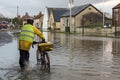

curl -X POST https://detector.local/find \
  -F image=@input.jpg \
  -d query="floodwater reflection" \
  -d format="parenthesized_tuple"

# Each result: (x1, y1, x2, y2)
(0, 32, 120, 80)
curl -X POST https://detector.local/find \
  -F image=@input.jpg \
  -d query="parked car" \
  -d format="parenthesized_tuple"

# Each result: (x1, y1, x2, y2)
(0, 21, 8, 29)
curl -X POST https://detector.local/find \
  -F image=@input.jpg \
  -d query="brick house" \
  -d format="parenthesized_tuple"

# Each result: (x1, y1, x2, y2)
(20, 12, 44, 29)
(112, 3, 120, 33)
(21, 12, 31, 25)
(112, 3, 120, 27)
(34, 12, 44, 29)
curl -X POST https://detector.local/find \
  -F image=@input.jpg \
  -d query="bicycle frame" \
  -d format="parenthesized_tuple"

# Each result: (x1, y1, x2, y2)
(32, 41, 52, 72)
(36, 47, 50, 72)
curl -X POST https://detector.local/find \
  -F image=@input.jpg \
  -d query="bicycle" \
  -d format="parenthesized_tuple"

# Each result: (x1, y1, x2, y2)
(32, 41, 53, 72)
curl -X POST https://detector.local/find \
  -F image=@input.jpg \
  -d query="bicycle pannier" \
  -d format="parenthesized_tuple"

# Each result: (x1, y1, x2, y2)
(38, 42, 53, 51)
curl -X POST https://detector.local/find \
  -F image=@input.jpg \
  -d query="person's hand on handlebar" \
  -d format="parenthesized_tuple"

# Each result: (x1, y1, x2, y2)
(32, 41, 38, 44)
(41, 39, 46, 43)
(32, 41, 37, 48)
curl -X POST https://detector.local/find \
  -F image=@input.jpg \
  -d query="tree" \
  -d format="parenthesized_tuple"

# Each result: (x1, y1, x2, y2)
(83, 12, 103, 26)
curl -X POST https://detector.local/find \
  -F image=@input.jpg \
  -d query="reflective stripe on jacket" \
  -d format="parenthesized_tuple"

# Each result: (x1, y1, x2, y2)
(19, 24, 34, 43)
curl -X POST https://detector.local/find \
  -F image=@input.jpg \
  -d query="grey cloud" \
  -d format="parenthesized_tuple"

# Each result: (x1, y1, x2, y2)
(0, 0, 115, 17)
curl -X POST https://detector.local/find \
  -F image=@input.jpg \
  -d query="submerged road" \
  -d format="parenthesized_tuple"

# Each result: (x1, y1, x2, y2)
(0, 32, 120, 80)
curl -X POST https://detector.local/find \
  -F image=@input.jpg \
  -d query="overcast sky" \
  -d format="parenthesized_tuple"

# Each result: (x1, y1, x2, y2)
(0, 0, 120, 18)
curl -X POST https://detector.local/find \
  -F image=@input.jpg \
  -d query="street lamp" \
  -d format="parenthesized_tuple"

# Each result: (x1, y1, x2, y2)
(103, 0, 104, 27)
(102, 0, 107, 36)
(68, 0, 73, 32)
(102, 0, 106, 36)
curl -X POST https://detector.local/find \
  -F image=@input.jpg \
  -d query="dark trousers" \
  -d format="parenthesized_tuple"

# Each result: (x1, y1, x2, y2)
(19, 50, 29, 69)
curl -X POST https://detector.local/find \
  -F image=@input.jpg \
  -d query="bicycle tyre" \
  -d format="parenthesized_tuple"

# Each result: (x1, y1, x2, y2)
(36, 49, 50, 72)
(36, 49, 42, 65)
(36, 49, 45, 69)
(44, 52, 50, 72)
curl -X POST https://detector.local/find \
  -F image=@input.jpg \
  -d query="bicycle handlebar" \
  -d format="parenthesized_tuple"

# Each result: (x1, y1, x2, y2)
(32, 41, 41, 44)
(32, 41, 40, 48)
(32, 41, 53, 51)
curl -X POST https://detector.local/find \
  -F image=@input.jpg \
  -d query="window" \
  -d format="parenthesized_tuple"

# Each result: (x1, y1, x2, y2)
(89, 8, 91, 10)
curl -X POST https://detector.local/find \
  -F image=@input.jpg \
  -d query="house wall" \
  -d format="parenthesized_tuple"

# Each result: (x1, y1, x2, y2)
(23, 21, 27, 25)
(48, 9, 55, 30)
(76, 27, 115, 34)
(34, 16, 43, 29)
(61, 17, 75, 32)
(55, 22, 61, 30)
(61, 17, 66, 31)
(48, 9, 61, 30)
(61, 17, 70, 32)
(112, 8, 120, 27)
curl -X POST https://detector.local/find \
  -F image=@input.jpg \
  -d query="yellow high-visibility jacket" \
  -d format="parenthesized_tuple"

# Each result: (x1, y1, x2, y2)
(19, 24, 45, 51)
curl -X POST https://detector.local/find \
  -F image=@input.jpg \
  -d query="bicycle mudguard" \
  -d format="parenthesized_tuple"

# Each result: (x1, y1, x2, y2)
(38, 42, 53, 51)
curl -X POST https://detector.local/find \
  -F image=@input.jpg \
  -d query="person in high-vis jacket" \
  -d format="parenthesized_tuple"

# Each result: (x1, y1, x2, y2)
(19, 18, 45, 70)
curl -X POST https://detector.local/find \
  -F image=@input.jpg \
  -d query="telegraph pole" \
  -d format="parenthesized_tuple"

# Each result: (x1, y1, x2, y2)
(17, 6, 19, 17)
(16, 5, 19, 29)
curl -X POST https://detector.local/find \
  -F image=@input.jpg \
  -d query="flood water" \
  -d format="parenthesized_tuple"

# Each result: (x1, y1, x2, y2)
(0, 32, 120, 80)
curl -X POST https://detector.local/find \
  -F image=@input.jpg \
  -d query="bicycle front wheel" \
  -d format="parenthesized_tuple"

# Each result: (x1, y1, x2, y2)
(36, 49, 41, 65)
(44, 52, 50, 72)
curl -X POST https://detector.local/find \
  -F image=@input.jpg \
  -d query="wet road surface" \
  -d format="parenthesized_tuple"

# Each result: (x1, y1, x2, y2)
(0, 32, 120, 80)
